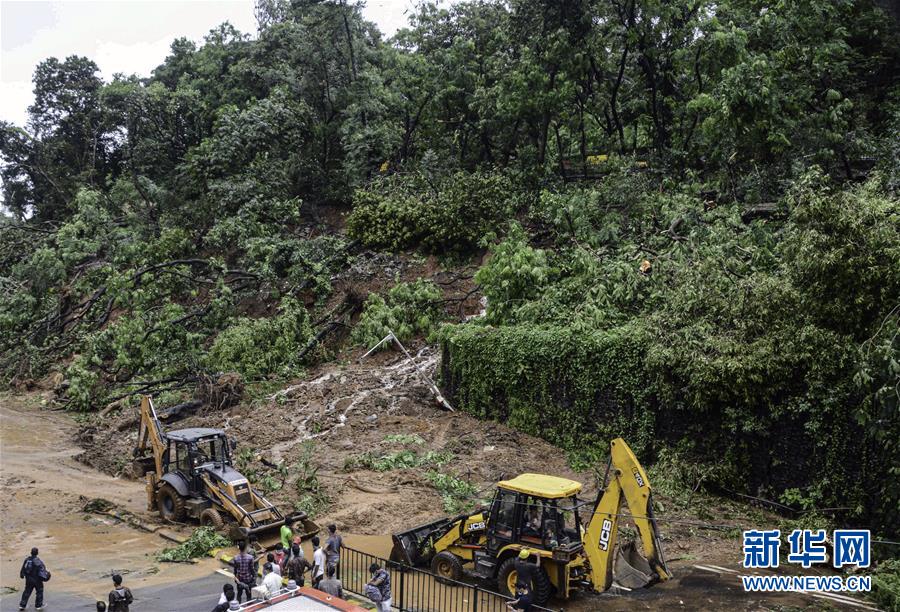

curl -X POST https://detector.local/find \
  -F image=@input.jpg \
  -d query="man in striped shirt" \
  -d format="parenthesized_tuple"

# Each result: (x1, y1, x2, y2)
(232, 541, 257, 603)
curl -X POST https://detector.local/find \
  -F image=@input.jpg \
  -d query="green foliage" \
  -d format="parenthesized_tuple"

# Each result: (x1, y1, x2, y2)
(870, 559, 900, 612)
(441, 322, 654, 469)
(64, 355, 104, 412)
(293, 441, 329, 518)
(347, 171, 520, 254)
(206, 297, 313, 379)
(2, 0, 899, 541)
(475, 223, 552, 324)
(345, 449, 452, 472)
(443, 176, 900, 535)
(425, 471, 480, 514)
(351, 279, 445, 348)
(156, 526, 230, 563)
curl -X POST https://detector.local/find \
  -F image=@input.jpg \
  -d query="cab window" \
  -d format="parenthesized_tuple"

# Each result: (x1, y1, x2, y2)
(174, 441, 190, 474)
(521, 496, 545, 543)
(492, 490, 518, 538)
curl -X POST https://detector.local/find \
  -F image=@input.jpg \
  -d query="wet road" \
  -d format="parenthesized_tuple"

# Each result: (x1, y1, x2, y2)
(1, 572, 228, 611)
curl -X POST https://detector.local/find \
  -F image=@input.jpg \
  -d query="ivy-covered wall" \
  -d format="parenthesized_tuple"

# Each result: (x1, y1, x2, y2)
(440, 323, 656, 469)
(439, 322, 889, 535)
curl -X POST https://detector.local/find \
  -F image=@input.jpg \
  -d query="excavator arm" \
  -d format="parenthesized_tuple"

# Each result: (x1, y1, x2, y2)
(135, 395, 167, 477)
(582, 438, 670, 592)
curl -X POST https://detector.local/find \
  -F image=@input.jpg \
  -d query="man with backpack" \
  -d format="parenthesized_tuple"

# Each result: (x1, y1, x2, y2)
(18, 547, 49, 610)
(108, 574, 133, 612)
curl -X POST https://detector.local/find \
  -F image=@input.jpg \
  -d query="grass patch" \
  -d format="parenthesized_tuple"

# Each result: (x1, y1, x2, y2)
(426, 471, 480, 513)
(344, 449, 452, 472)
(383, 433, 425, 445)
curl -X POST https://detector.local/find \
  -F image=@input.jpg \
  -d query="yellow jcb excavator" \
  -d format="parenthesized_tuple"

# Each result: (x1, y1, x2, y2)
(132, 395, 318, 545)
(391, 438, 669, 605)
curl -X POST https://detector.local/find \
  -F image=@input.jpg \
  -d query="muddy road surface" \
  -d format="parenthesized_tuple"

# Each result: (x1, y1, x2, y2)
(0, 393, 219, 609)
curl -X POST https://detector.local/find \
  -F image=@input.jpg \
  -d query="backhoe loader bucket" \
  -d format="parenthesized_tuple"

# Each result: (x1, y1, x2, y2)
(613, 541, 656, 589)
(230, 512, 320, 549)
(391, 516, 456, 565)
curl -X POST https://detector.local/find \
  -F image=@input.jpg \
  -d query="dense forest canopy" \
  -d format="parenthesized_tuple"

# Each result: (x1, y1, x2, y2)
(1, 0, 898, 545)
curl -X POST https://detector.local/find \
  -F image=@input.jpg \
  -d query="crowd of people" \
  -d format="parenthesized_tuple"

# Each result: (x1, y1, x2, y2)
(216, 522, 354, 611)
(15, 523, 534, 611)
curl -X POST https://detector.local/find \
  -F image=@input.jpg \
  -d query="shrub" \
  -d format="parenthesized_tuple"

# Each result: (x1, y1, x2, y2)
(440, 322, 654, 469)
(156, 526, 230, 562)
(345, 449, 452, 472)
(347, 171, 520, 254)
(293, 442, 330, 518)
(206, 297, 313, 379)
(475, 223, 552, 324)
(351, 279, 445, 348)
(426, 471, 480, 514)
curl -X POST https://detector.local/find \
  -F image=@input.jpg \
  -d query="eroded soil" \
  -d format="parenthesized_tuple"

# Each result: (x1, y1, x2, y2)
(2, 349, 878, 610)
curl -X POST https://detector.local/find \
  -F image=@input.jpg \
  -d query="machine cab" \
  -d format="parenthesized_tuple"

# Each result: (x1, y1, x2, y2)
(487, 474, 584, 555)
(164, 428, 232, 491)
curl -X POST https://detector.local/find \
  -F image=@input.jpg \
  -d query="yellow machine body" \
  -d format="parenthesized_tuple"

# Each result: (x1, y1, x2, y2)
(392, 438, 669, 605)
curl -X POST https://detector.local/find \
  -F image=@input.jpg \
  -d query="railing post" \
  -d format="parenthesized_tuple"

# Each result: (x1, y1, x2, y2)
(473, 584, 479, 612)
(398, 564, 405, 611)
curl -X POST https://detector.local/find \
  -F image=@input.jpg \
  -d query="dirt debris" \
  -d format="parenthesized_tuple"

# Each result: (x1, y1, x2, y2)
(78, 343, 591, 535)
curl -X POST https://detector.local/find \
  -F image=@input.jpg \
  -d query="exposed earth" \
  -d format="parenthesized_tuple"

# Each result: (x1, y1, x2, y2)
(0, 352, 881, 611)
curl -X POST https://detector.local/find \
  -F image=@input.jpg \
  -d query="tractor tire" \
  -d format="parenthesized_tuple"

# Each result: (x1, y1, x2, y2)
(497, 557, 552, 606)
(431, 551, 463, 584)
(199, 507, 225, 530)
(157, 484, 186, 522)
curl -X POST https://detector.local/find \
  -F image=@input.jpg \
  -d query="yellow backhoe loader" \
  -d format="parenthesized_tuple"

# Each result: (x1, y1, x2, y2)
(132, 395, 318, 546)
(391, 438, 669, 605)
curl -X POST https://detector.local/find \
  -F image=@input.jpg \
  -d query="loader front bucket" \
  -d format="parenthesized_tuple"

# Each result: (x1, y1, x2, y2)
(391, 516, 456, 566)
(229, 512, 321, 550)
(614, 541, 656, 589)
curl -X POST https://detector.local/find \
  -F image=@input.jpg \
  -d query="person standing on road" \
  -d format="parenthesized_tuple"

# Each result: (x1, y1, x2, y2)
(368, 562, 392, 612)
(107, 574, 133, 612)
(325, 523, 343, 577)
(286, 544, 312, 586)
(232, 541, 257, 603)
(311, 536, 327, 589)
(317, 564, 344, 599)
(18, 547, 48, 610)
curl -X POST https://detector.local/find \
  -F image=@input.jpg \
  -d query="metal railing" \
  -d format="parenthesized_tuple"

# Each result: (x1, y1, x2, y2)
(339, 545, 558, 612)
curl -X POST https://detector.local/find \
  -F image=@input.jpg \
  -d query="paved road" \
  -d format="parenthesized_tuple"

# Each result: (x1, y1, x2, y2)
(2, 571, 232, 611)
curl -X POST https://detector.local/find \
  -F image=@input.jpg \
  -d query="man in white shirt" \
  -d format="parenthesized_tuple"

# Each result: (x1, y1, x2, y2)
(311, 536, 327, 589)
(262, 562, 283, 598)
(216, 583, 237, 608)
(266, 552, 282, 576)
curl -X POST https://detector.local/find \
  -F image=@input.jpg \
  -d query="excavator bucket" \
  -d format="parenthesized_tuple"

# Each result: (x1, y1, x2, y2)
(614, 541, 656, 589)
(391, 516, 457, 565)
